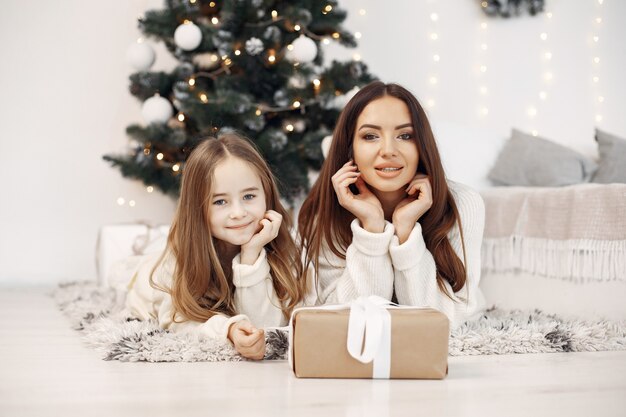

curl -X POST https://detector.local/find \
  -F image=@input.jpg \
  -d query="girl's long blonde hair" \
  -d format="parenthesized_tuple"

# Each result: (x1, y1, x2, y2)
(151, 132, 306, 322)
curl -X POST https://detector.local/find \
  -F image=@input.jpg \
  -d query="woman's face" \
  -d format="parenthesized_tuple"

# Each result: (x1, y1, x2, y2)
(352, 95, 419, 193)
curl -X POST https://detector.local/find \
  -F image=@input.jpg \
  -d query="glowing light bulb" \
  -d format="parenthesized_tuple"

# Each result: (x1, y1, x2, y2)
(544, 52, 552, 60)
(593, 76, 599, 83)
(480, 65, 487, 73)
(271, 10, 278, 19)
(234, 49, 241, 56)
(481, 22, 488, 29)
(593, 36, 599, 42)
(188, 78, 195, 86)
(430, 33, 438, 40)
(211, 17, 219, 24)
(117, 197, 125, 205)
(172, 164, 180, 172)
(355, 32, 362, 39)
(322, 38, 330, 45)
(594, 57, 600, 64)
(545, 72, 553, 81)
(539, 91, 547, 100)
(427, 99, 435, 108)
(293, 100, 301, 108)
(177, 113, 185, 121)
(481, 107, 489, 116)
(531, 130, 538, 137)
(598, 96, 604, 103)
(147, 186, 154, 193)
(596, 17, 602, 24)
(595, 115, 603, 122)
(540, 33, 548, 41)
(268, 55, 276, 63)
(332, 32, 340, 39)
(546, 12, 553, 18)
(209, 1, 215, 6)
(294, 24, 301, 31)
(479, 86, 488, 95)
(353, 53, 361, 61)
(430, 13, 439, 21)
(528, 106, 537, 117)
(433, 54, 440, 62)
(286, 124, 294, 132)
(129, 200, 136, 207)
(324, 5, 333, 12)
(429, 76, 438, 85)
(313, 79, 321, 88)
(255, 109, 262, 116)
(598, 0, 604, 4)
(190, 0, 196, 4)
(200, 93, 208, 102)
(156, 153, 164, 160)
(359, 9, 366, 16)
(481, 43, 488, 51)
(210, 54, 219, 62)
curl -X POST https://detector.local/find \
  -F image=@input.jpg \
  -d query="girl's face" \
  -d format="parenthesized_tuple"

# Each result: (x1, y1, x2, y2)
(352, 95, 419, 193)
(208, 157, 267, 247)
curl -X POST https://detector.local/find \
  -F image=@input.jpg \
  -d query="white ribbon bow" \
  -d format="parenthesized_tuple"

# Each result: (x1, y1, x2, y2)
(346, 296, 393, 378)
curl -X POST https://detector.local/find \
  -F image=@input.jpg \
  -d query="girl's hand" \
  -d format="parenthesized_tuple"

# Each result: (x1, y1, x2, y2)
(392, 174, 433, 244)
(240, 210, 282, 265)
(331, 160, 385, 233)
(228, 320, 266, 360)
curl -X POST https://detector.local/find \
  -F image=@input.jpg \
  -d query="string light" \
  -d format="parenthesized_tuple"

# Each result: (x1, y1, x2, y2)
(293, 100, 301, 108)
(117, 197, 125, 206)
(268, 55, 276, 63)
(286, 124, 294, 132)
(255, 108, 262, 116)
(322, 38, 330, 45)
(593, 76, 599, 83)
(209, 1, 215, 6)
(359, 9, 366, 16)
(429, 76, 438, 85)
(545, 72, 553, 81)
(598, 96, 604, 103)
(156, 153, 164, 160)
(595, 17, 602, 24)
(544, 52, 552, 60)
(294, 24, 301, 31)
(480, 43, 487, 51)
(271, 10, 278, 20)
(189, 0, 196, 4)
(355, 32, 362, 39)
(540, 32, 548, 41)
(200, 93, 208, 102)
(129, 200, 136, 207)
(531, 130, 538, 137)
(332, 32, 340, 39)
(143, 147, 151, 155)
(210, 54, 219, 62)
(172, 164, 180, 172)
(188, 78, 195, 86)
(480, 22, 487, 29)
(212, 17, 219, 24)
(430, 13, 439, 22)
(147, 186, 154, 193)
(323, 5, 333, 14)
(592, 1, 604, 125)
(480, 107, 489, 116)
(427, 99, 435, 108)
(177, 113, 185, 121)
(234, 49, 241, 56)
(479, 86, 488, 95)
(353, 53, 361, 61)
(480, 65, 487, 73)
(430, 33, 438, 40)
(594, 57, 600, 64)
(287, 44, 294, 51)
(527, 106, 537, 118)
(313, 79, 321, 89)
(539, 91, 547, 100)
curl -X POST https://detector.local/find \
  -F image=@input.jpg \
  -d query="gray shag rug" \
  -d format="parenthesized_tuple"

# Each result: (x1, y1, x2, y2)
(53, 281, 626, 362)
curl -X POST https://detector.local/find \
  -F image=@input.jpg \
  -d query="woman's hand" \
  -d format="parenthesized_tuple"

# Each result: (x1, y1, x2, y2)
(240, 210, 282, 265)
(227, 320, 266, 360)
(331, 160, 385, 233)
(392, 174, 433, 244)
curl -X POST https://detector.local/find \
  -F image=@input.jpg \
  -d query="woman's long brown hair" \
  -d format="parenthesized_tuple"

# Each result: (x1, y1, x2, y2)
(298, 81, 467, 299)
(151, 133, 306, 322)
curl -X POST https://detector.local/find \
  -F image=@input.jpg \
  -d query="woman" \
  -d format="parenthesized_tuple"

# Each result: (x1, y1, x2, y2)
(298, 81, 485, 328)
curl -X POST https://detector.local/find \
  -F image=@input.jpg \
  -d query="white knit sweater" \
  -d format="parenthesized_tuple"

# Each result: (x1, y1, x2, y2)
(125, 249, 285, 341)
(316, 181, 486, 329)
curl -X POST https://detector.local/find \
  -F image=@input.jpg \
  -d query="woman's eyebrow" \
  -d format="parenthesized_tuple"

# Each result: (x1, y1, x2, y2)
(212, 187, 259, 198)
(395, 123, 413, 129)
(358, 124, 381, 131)
(358, 123, 413, 131)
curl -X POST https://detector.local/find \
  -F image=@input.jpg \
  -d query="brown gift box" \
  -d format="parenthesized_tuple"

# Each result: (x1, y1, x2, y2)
(289, 305, 449, 379)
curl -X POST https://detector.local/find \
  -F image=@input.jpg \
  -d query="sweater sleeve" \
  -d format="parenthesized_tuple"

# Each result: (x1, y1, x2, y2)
(231, 248, 287, 328)
(316, 218, 395, 304)
(124, 251, 247, 341)
(390, 182, 486, 329)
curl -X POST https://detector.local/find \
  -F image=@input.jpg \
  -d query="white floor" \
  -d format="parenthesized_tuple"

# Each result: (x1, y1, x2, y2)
(1, 288, 625, 417)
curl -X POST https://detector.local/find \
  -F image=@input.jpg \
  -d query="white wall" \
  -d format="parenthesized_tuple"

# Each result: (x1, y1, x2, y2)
(1, 0, 624, 286)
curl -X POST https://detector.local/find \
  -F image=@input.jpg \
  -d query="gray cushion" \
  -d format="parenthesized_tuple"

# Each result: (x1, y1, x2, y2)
(592, 129, 626, 184)
(488, 129, 597, 186)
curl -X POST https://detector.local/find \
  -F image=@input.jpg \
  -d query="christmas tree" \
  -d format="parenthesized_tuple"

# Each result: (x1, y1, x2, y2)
(104, 0, 376, 203)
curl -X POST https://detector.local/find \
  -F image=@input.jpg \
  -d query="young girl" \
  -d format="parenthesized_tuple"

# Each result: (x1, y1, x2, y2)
(298, 81, 486, 329)
(125, 132, 307, 360)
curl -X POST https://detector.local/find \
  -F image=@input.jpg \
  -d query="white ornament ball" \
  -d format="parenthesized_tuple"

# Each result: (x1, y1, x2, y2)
(142, 95, 174, 124)
(286, 35, 318, 63)
(321, 135, 333, 159)
(126, 41, 156, 70)
(174, 22, 202, 51)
